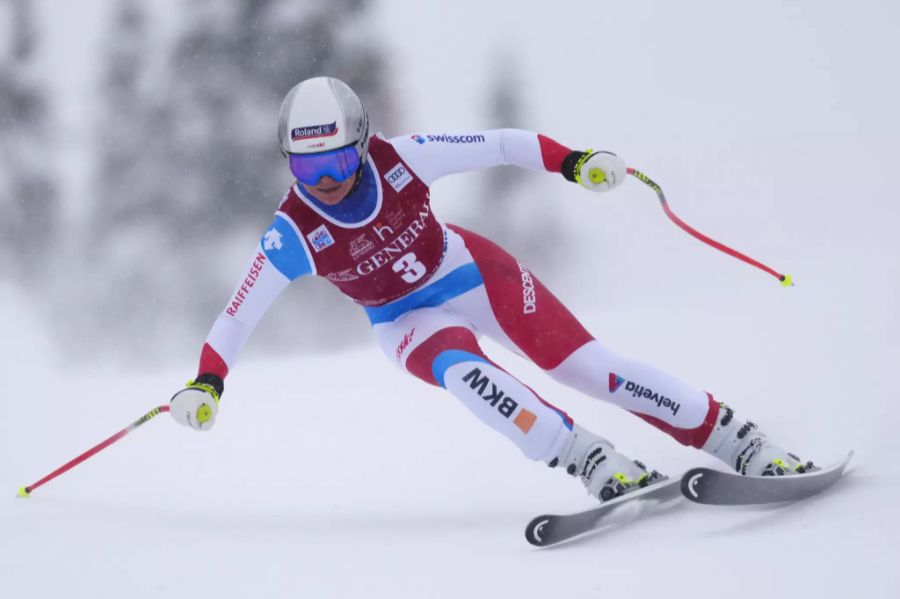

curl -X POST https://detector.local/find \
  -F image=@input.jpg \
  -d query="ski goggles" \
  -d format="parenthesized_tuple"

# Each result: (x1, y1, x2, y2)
(288, 145, 360, 186)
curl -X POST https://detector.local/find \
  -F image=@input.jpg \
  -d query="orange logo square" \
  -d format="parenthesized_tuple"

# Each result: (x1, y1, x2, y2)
(514, 409, 537, 434)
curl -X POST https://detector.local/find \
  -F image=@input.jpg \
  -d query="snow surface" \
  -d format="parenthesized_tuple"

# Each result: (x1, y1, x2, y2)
(5, 0, 900, 597)
(3, 290, 898, 598)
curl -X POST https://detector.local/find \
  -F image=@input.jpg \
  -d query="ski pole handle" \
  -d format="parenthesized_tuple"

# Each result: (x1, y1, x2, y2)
(17, 405, 169, 498)
(627, 167, 793, 286)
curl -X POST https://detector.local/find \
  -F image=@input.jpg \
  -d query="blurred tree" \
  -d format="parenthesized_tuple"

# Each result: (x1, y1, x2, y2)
(77, 0, 391, 362)
(480, 51, 526, 238)
(459, 51, 568, 276)
(0, 0, 55, 280)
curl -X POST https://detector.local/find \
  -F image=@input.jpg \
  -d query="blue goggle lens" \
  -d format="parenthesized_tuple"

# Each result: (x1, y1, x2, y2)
(289, 146, 360, 186)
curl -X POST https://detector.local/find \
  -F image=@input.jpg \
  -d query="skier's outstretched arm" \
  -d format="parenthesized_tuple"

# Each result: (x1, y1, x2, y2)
(169, 211, 314, 430)
(388, 129, 627, 192)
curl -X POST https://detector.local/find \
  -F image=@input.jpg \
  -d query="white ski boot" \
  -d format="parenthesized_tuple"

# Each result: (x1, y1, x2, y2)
(702, 403, 815, 476)
(550, 424, 662, 502)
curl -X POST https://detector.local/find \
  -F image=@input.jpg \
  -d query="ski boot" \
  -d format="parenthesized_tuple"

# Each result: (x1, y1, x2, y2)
(702, 403, 815, 476)
(549, 424, 662, 501)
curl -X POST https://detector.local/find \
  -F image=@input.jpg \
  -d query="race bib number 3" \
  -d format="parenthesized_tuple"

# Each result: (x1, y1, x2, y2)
(393, 252, 427, 283)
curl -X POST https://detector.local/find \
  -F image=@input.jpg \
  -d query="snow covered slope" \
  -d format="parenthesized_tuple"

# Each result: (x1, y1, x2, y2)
(3, 302, 897, 598)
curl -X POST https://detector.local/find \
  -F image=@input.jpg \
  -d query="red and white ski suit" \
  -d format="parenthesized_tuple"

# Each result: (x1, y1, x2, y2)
(197, 129, 720, 462)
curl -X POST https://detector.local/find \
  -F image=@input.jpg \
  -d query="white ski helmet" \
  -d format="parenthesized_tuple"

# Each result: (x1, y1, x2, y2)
(277, 76, 369, 162)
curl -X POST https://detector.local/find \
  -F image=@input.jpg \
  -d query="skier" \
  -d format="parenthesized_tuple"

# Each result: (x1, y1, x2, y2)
(170, 76, 813, 503)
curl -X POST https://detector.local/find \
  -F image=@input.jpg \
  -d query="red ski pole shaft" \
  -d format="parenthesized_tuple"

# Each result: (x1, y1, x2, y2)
(626, 168, 793, 286)
(17, 405, 169, 498)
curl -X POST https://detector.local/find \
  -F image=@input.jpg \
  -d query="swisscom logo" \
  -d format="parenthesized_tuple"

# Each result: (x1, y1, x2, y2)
(609, 373, 681, 416)
(410, 133, 486, 144)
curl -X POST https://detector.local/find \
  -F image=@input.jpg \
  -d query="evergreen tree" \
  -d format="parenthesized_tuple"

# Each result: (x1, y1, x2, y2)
(84, 0, 390, 361)
(0, 0, 55, 279)
(465, 52, 567, 275)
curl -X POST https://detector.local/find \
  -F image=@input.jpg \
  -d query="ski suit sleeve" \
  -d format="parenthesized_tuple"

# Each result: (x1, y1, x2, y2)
(196, 212, 314, 381)
(387, 129, 574, 186)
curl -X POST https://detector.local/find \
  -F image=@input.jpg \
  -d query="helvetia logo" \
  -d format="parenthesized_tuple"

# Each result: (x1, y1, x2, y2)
(608, 372, 681, 416)
(609, 373, 626, 393)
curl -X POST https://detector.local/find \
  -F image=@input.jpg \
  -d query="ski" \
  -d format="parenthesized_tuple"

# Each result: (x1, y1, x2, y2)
(524, 474, 684, 547)
(681, 451, 854, 505)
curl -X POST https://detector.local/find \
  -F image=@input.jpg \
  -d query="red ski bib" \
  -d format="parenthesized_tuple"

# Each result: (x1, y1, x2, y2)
(278, 135, 446, 306)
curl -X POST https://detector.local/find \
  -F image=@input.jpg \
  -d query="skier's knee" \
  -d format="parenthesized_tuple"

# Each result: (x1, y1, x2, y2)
(405, 327, 486, 386)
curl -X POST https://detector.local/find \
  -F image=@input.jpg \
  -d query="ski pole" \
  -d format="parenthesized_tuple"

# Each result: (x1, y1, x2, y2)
(16, 405, 169, 498)
(627, 167, 793, 287)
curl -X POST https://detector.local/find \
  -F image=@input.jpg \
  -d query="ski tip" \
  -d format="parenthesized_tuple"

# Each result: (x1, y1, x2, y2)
(16, 486, 30, 499)
(839, 450, 855, 470)
(525, 515, 553, 547)
(811, 450, 855, 475)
